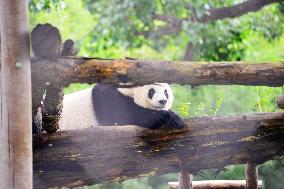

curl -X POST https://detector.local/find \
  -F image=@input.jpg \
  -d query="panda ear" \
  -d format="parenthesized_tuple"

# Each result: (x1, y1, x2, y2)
(117, 88, 134, 98)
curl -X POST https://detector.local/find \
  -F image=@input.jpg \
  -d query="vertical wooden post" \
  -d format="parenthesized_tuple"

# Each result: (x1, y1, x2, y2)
(178, 160, 193, 189)
(178, 171, 193, 189)
(0, 0, 32, 188)
(246, 162, 258, 189)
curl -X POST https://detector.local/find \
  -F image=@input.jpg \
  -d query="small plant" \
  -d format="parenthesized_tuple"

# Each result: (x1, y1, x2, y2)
(209, 90, 224, 115)
(195, 102, 207, 116)
(254, 87, 279, 113)
(177, 89, 224, 117)
(177, 102, 191, 118)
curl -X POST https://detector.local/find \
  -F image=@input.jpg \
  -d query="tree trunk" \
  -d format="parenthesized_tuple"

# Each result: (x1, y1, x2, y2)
(0, 0, 32, 188)
(33, 112, 284, 188)
(184, 42, 194, 61)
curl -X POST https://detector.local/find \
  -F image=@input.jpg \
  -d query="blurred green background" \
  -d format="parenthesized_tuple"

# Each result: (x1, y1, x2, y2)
(29, 0, 284, 188)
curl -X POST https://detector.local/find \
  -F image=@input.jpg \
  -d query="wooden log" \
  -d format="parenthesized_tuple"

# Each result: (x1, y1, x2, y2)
(0, 0, 32, 188)
(168, 180, 262, 189)
(31, 23, 62, 59)
(61, 39, 76, 56)
(246, 162, 258, 189)
(31, 57, 284, 87)
(178, 171, 193, 189)
(33, 112, 284, 188)
(178, 160, 193, 189)
(40, 39, 76, 134)
(276, 94, 284, 109)
(42, 83, 64, 133)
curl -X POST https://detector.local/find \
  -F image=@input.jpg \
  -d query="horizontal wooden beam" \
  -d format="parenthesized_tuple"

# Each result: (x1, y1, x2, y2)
(32, 57, 284, 87)
(33, 112, 284, 188)
(31, 57, 284, 127)
(168, 180, 263, 189)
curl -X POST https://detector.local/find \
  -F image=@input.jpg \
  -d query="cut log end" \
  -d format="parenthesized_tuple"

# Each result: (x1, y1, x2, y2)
(277, 94, 284, 109)
(61, 39, 76, 56)
(31, 23, 62, 59)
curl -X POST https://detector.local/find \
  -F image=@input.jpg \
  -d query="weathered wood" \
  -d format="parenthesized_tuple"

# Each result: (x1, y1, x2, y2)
(33, 112, 284, 188)
(0, 0, 32, 188)
(61, 39, 76, 56)
(41, 39, 76, 134)
(31, 57, 284, 88)
(31, 23, 62, 58)
(42, 83, 64, 133)
(31, 24, 63, 134)
(178, 171, 193, 189)
(276, 94, 284, 109)
(246, 162, 258, 189)
(169, 180, 262, 189)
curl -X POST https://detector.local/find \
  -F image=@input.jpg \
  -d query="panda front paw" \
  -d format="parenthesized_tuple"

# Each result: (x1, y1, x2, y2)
(163, 110, 185, 129)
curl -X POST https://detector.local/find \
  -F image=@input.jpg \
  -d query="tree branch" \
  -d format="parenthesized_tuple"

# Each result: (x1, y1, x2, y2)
(151, 14, 183, 36)
(149, 0, 279, 37)
(197, 0, 279, 23)
(33, 112, 284, 188)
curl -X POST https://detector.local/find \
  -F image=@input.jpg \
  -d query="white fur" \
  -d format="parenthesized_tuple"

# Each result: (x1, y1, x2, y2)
(118, 83, 173, 111)
(59, 87, 98, 131)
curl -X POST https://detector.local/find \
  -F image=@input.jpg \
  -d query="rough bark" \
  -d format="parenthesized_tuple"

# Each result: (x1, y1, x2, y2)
(30, 57, 284, 135)
(276, 94, 284, 109)
(169, 180, 262, 189)
(0, 0, 32, 188)
(31, 25, 77, 134)
(246, 162, 258, 189)
(31, 58, 284, 88)
(184, 42, 194, 61)
(41, 39, 76, 134)
(42, 83, 64, 133)
(178, 158, 193, 189)
(61, 39, 76, 56)
(31, 23, 63, 134)
(31, 23, 62, 58)
(178, 170, 193, 189)
(33, 112, 284, 188)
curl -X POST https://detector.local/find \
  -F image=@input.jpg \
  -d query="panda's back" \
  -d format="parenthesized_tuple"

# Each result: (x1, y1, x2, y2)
(59, 87, 98, 130)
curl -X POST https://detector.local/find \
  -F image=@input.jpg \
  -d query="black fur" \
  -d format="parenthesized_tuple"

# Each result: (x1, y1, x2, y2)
(92, 84, 184, 129)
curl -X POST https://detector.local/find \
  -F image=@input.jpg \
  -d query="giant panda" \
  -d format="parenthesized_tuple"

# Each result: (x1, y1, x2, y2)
(59, 83, 185, 131)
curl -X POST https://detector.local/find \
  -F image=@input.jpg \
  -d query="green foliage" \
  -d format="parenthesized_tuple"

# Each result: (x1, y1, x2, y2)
(243, 32, 284, 62)
(194, 165, 246, 181)
(259, 160, 284, 189)
(29, 0, 61, 12)
(254, 87, 281, 113)
(64, 83, 95, 95)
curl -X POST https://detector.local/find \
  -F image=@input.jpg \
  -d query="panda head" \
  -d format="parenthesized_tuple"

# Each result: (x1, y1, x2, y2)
(118, 83, 174, 111)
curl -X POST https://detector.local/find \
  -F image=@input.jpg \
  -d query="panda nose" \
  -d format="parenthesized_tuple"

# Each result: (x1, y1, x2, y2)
(159, 100, 167, 105)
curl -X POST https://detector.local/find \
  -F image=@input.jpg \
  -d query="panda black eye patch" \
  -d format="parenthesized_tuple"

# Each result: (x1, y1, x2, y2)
(164, 89, 168, 99)
(148, 88, 155, 99)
